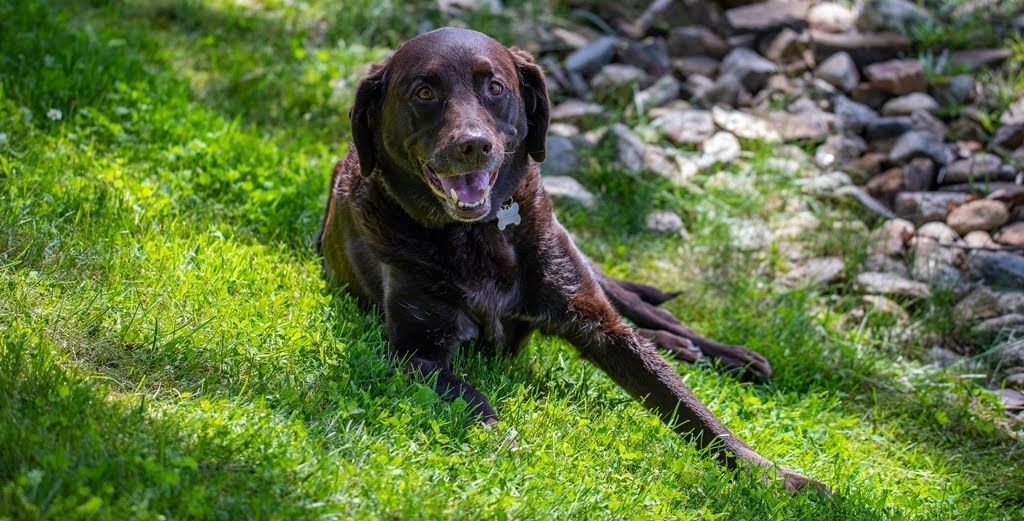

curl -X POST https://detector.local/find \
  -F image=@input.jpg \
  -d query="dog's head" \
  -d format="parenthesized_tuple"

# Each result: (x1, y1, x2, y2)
(350, 28, 549, 224)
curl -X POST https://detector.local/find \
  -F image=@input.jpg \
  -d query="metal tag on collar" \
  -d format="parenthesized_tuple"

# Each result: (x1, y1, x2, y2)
(496, 199, 521, 230)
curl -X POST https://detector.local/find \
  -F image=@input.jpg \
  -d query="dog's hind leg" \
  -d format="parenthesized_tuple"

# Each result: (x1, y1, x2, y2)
(595, 270, 772, 382)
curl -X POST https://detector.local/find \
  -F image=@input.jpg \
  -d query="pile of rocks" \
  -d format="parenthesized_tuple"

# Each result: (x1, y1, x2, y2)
(517, 0, 1024, 417)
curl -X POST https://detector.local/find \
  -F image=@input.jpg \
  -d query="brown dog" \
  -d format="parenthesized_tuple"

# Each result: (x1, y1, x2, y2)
(318, 28, 824, 492)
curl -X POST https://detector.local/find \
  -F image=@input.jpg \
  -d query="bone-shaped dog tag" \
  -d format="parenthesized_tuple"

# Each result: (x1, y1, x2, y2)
(496, 200, 521, 231)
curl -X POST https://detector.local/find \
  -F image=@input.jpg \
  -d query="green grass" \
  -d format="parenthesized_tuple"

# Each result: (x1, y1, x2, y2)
(2, 0, 1023, 519)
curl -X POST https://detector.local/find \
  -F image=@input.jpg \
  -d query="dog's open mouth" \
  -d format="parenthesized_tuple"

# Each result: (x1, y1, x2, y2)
(423, 166, 498, 221)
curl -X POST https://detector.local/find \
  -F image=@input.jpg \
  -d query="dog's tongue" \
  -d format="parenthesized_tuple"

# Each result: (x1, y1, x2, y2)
(437, 171, 492, 203)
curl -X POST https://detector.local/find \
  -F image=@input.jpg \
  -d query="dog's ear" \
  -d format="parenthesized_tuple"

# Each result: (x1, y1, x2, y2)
(349, 63, 386, 176)
(509, 47, 549, 163)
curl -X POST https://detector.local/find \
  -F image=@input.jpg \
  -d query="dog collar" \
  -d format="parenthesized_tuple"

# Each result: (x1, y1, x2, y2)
(496, 198, 520, 230)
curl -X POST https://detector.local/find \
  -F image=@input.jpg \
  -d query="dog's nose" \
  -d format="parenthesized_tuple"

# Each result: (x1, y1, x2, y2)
(454, 132, 493, 164)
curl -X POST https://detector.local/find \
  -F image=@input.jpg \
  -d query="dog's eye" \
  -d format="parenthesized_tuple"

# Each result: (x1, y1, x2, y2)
(415, 86, 435, 101)
(487, 80, 504, 96)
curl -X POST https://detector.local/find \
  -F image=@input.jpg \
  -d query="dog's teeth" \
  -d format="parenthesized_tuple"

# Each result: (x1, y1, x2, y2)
(449, 188, 458, 203)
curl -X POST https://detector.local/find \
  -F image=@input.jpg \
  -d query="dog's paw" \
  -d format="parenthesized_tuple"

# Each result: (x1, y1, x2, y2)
(779, 468, 831, 496)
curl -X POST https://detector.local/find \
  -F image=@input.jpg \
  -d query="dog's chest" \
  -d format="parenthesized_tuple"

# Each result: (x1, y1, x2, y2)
(445, 226, 523, 343)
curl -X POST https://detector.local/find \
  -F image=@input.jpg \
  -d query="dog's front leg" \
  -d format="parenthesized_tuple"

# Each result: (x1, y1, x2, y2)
(384, 273, 497, 425)
(537, 243, 825, 492)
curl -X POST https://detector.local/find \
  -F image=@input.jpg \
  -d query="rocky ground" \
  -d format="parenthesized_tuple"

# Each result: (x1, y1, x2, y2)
(448, 0, 1024, 423)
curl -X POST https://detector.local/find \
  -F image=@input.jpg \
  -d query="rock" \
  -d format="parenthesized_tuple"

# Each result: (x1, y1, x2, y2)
(916, 221, 959, 244)
(925, 346, 967, 368)
(910, 236, 963, 284)
(1006, 372, 1024, 389)
(998, 388, 1024, 414)
(651, 108, 715, 144)
(543, 135, 580, 176)
(865, 118, 912, 144)
(946, 199, 1010, 235)
(798, 171, 852, 195)
(949, 48, 1011, 72)
(833, 95, 880, 133)
(866, 168, 906, 205)
(855, 271, 931, 298)
(781, 256, 844, 287)
(938, 153, 1004, 185)
(768, 109, 835, 141)
(815, 134, 867, 167)
(812, 30, 909, 66)
(591, 64, 646, 97)
(712, 106, 781, 142)
(864, 59, 925, 95)
(666, 26, 729, 59)
(645, 210, 684, 233)
(550, 99, 604, 122)
(973, 314, 1024, 341)
(937, 75, 976, 104)
(964, 230, 998, 248)
(863, 253, 910, 276)
(955, 286, 1004, 322)
(889, 130, 953, 165)
(814, 52, 859, 92)
(855, 0, 934, 32)
(542, 175, 595, 208)
(910, 110, 947, 139)
(634, 75, 681, 112)
(807, 2, 856, 33)
(643, 146, 681, 181)
(995, 222, 1024, 247)
(835, 185, 897, 218)
(850, 81, 890, 109)
(725, 0, 810, 33)
(844, 152, 886, 181)
(994, 339, 1024, 367)
(695, 74, 742, 108)
(870, 218, 916, 255)
(699, 131, 741, 166)
(611, 124, 646, 173)
(1001, 97, 1024, 126)
(672, 56, 719, 78)
(764, 27, 808, 65)
(902, 157, 936, 191)
(966, 250, 1024, 289)
(617, 37, 671, 76)
(992, 123, 1024, 149)
(730, 219, 773, 251)
(894, 191, 971, 224)
(719, 48, 778, 93)
(881, 92, 939, 116)
(564, 36, 617, 77)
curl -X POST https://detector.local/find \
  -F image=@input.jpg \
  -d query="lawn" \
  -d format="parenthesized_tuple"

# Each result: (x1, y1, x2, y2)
(1, 1, 1022, 519)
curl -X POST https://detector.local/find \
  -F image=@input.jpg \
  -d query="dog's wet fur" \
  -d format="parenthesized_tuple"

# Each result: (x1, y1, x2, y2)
(318, 28, 825, 492)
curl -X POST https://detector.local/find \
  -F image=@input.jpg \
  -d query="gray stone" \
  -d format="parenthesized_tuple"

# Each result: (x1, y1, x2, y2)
(591, 64, 646, 95)
(543, 135, 580, 176)
(651, 108, 715, 144)
(695, 74, 742, 108)
(672, 56, 719, 78)
(910, 236, 963, 283)
(815, 134, 867, 167)
(924, 346, 967, 368)
(992, 123, 1024, 149)
(954, 286, 1004, 322)
(699, 131, 741, 166)
(870, 218, 916, 255)
(967, 250, 1024, 289)
(864, 59, 925, 95)
(1001, 97, 1024, 125)
(938, 153, 1004, 184)
(764, 27, 808, 65)
(565, 36, 617, 77)
(542, 175, 595, 208)
(809, 30, 909, 67)
(964, 230, 999, 248)
(611, 123, 646, 173)
(910, 110, 947, 139)
(856, 0, 934, 32)
(769, 109, 835, 141)
(833, 95, 880, 133)
(916, 221, 959, 243)
(949, 48, 1011, 72)
(855, 271, 931, 298)
(720, 48, 779, 93)
(889, 130, 953, 165)
(730, 218, 773, 251)
(973, 314, 1024, 341)
(946, 199, 1010, 235)
(712, 106, 781, 142)
(550, 99, 604, 122)
(938, 75, 976, 104)
(634, 75, 681, 112)
(726, 0, 811, 33)
(865, 116, 913, 141)
(645, 210, 684, 233)
(617, 37, 671, 76)
(807, 2, 856, 33)
(997, 388, 1024, 413)
(666, 26, 729, 59)
(881, 92, 939, 116)
(781, 256, 845, 287)
(814, 52, 859, 92)
(894, 191, 971, 224)
(863, 253, 910, 277)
